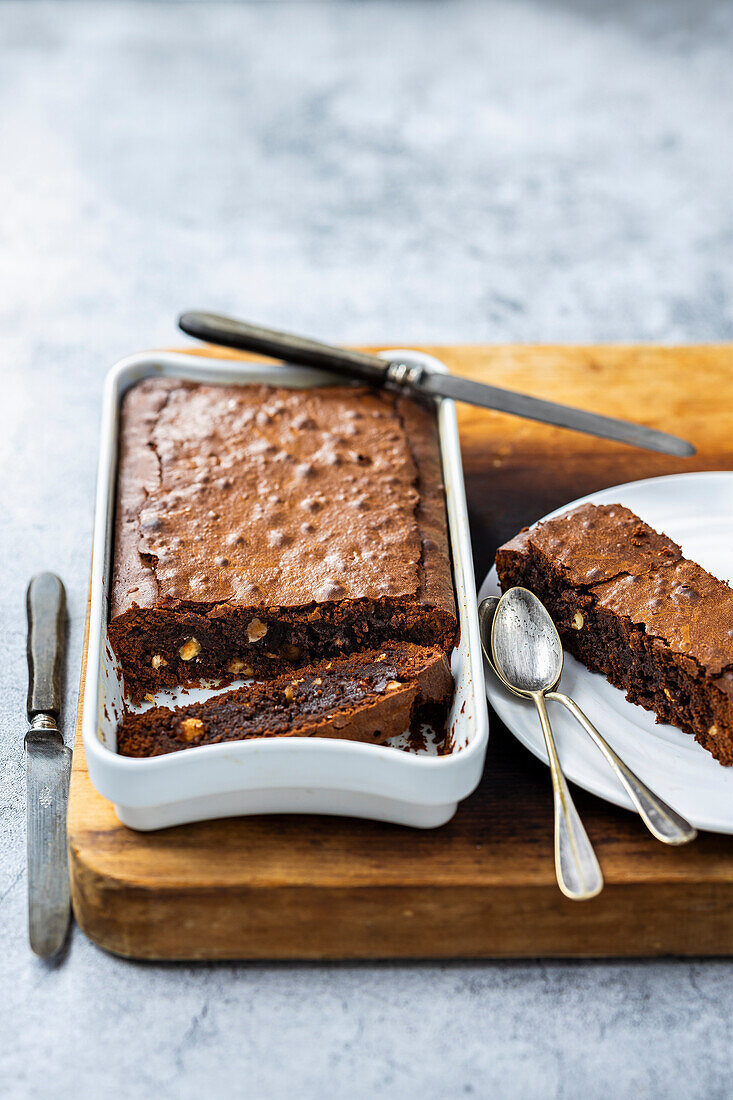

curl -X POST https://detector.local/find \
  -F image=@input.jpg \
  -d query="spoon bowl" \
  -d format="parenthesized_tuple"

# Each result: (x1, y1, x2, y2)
(477, 596, 501, 664)
(479, 596, 522, 698)
(491, 587, 563, 696)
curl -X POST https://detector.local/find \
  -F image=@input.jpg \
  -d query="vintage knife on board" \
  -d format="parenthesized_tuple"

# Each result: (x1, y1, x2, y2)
(179, 311, 695, 457)
(25, 572, 71, 957)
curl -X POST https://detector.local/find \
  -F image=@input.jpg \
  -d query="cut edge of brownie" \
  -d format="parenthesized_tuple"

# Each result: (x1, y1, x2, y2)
(117, 643, 453, 757)
(496, 504, 733, 766)
(108, 596, 457, 703)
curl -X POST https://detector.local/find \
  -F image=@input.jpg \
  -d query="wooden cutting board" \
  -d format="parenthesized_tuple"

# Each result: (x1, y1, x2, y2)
(68, 345, 733, 960)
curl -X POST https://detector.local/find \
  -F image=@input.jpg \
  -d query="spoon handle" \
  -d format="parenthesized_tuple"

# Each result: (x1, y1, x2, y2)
(548, 691, 697, 845)
(532, 692, 604, 901)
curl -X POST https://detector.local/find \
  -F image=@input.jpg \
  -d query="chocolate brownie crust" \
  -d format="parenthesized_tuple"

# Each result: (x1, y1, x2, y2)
(496, 503, 733, 765)
(113, 381, 432, 612)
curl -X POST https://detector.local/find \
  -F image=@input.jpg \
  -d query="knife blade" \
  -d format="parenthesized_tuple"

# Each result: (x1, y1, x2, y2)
(178, 311, 696, 458)
(25, 572, 71, 958)
(416, 371, 695, 455)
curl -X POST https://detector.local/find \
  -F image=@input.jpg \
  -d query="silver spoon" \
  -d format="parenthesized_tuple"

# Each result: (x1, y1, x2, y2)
(488, 588, 604, 900)
(479, 594, 697, 848)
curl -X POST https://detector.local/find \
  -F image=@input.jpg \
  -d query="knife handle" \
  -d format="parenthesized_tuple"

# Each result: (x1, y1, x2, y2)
(26, 573, 66, 717)
(179, 311, 390, 386)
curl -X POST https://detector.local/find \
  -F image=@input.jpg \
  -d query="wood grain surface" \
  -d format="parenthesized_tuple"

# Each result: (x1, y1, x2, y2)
(68, 345, 733, 960)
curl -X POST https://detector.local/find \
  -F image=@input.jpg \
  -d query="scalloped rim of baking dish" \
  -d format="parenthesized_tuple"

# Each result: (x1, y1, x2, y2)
(82, 350, 489, 829)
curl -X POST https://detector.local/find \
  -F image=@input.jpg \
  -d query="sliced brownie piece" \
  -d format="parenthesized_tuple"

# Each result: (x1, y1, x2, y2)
(117, 644, 452, 757)
(109, 380, 456, 701)
(496, 503, 733, 765)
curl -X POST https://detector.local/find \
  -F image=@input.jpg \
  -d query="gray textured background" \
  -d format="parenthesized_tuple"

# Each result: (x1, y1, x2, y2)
(2, 2, 732, 1097)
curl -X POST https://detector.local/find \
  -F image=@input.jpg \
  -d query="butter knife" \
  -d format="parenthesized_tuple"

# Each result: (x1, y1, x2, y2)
(25, 572, 71, 958)
(178, 311, 695, 457)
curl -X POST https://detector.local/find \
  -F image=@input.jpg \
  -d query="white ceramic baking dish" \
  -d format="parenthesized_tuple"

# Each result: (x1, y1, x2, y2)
(82, 350, 489, 830)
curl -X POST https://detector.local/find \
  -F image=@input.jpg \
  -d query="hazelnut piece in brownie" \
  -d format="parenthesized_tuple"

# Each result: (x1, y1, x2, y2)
(496, 503, 733, 765)
(117, 644, 452, 757)
(108, 379, 456, 701)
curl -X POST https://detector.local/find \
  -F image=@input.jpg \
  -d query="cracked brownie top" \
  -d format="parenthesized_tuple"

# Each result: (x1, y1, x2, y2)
(111, 378, 454, 619)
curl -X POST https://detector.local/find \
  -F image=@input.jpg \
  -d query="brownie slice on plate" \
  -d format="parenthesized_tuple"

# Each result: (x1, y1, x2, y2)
(496, 502, 733, 765)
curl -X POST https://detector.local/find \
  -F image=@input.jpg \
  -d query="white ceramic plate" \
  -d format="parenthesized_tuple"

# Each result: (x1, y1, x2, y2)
(478, 471, 733, 834)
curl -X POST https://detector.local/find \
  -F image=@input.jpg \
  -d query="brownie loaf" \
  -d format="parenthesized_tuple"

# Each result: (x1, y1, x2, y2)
(109, 379, 457, 701)
(117, 644, 452, 757)
(496, 503, 733, 765)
